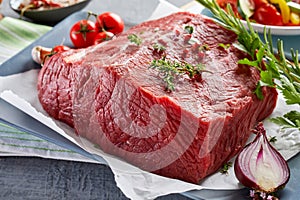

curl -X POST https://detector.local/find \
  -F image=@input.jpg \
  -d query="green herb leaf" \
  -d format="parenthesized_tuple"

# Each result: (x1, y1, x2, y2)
(218, 43, 231, 49)
(153, 43, 166, 52)
(280, 76, 300, 105)
(270, 111, 300, 130)
(184, 25, 194, 34)
(260, 70, 274, 87)
(199, 44, 210, 51)
(283, 111, 300, 127)
(256, 44, 266, 63)
(128, 34, 142, 46)
(254, 81, 264, 100)
(238, 58, 258, 68)
(220, 161, 232, 175)
(270, 116, 295, 129)
(269, 136, 277, 143)
(150, 57, 206, 92)
(150, 58, 178, 91)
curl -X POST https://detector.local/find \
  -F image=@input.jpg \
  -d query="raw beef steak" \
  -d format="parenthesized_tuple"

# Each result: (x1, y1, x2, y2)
(37, 12, 277, 183)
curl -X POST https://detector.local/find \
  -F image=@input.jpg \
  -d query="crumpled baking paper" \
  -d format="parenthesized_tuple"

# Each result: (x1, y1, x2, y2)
(0, 1, 299, 199)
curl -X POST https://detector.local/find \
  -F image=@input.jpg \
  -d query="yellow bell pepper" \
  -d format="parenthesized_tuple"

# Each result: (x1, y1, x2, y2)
(269, 0, 290, 24)
(290, 12, 300, 25)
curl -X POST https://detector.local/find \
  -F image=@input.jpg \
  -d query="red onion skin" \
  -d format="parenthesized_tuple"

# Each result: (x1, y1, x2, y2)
(234, 123, 290, 193)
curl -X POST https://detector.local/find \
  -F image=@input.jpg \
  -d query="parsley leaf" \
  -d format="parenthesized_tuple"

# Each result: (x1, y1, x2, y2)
(270, 111, 300, 130)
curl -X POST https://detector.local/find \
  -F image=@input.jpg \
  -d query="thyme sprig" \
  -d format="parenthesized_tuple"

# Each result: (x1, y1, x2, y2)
(128, 34, 142, 46)
(195, 0, 300, 130)
(153, 43, 166, 53)
(150, 57, 205, 91)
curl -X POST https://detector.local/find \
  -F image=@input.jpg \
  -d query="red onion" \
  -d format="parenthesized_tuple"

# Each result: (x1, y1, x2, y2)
(234, 122, 290, 194)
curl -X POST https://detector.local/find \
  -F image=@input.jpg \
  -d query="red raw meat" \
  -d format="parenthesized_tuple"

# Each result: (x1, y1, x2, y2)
(37, 12, 277, 183)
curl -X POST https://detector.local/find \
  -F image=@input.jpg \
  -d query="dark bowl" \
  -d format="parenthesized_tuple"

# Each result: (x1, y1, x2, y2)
(10, 0, 91, 24)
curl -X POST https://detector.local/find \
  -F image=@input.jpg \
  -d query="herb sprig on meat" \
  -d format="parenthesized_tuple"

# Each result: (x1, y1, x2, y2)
(150, 57, 206, 92)
(196, 0, 300, 130)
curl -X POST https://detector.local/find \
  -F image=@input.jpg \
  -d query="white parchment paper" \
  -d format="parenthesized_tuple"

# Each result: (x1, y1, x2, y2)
(0, 1, 299, 199)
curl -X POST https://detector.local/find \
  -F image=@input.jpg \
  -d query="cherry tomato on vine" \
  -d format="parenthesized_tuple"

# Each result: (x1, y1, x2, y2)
(253, 3, 283, 26)
(95, 12, 124, 35)
(93, 31, 114, 45)
(51, 45, 71, 54)
(70, 19, 98, 48)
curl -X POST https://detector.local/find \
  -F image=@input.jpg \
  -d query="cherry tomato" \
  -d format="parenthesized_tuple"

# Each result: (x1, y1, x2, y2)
(70, 19, 98, 48)
(95, 12, 124, 35)
(252, 3, 283, 26)
(51, 45, 71, 54)
(93, 31, 114, 45)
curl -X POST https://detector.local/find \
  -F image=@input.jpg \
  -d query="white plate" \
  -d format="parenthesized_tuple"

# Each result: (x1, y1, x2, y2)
(200, 8, 300, 36)
(240, 20, 300, 36)
(201, 8, 300, 59)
